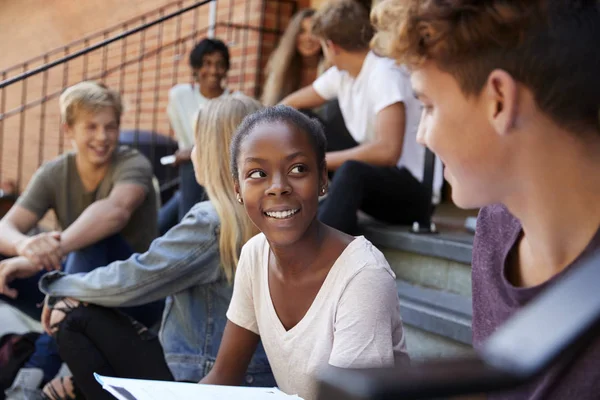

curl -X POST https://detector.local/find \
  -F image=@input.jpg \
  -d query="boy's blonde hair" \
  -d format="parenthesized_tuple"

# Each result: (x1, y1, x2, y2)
(194, 94, 263, 283)
(312, 0, 374, 51)
(59, 81, 123, 126)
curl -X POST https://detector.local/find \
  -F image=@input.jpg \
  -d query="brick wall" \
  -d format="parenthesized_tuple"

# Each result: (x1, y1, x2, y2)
(0, 0, 297, 192)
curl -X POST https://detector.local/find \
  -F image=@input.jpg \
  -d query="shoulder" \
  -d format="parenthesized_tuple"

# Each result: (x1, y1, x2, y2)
(241, 233, 268, 256)
(29, 153, 72, 184)
(320, 66, 343, 82)
(112, 147, 152, 170)
(169, 83, 193, 98)
(239, 233, 268, 269)
(40, 153, 72, 173)
(369, 54, 410, 85)
(338, 236, 396, 284)
(185, 200, 220, 227)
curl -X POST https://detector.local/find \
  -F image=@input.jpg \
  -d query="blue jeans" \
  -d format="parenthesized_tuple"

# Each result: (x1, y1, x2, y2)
(1, 235, 164, 384)
(178, 162, 206, 220)
(158, 191, 181, 236)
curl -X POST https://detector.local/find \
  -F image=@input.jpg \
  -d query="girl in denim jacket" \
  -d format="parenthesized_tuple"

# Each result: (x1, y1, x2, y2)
(37, 95, 272, 400)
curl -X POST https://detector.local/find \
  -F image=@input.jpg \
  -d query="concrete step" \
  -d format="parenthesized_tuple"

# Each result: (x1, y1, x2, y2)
(363, 221, 473, 297)
(361, 218, 475, 359)
(398, 280, 473, 359)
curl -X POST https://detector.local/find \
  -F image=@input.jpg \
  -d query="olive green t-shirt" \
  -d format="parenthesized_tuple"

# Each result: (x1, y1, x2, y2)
(16, 146, 157, 253)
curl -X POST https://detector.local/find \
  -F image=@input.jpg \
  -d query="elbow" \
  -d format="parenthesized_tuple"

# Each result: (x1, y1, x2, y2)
(381, 149, 401, 167)
(110, 207, 132, 231)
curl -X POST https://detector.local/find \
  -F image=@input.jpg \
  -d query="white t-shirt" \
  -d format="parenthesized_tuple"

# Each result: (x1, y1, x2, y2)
(167, 83, 231, 149)
(227, 234, 407, 400)
(313, 52, 444, 203)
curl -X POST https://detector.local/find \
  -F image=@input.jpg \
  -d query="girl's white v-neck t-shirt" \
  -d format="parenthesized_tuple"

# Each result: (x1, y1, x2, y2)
(226, 233, 406, 400)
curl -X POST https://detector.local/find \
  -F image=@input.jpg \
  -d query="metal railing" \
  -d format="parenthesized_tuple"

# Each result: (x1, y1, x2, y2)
(0, 0, 296, 191)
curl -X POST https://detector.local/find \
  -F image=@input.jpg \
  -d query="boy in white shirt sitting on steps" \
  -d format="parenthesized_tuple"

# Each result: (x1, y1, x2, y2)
(281, 0, 443, 235)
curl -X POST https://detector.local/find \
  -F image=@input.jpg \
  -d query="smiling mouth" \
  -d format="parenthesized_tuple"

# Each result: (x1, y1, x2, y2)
(90, 145, 109, 155)
(264, 209, 300, 219)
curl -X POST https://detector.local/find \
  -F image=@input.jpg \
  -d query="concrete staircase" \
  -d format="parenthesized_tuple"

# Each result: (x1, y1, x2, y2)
(360, 212, 475, 360)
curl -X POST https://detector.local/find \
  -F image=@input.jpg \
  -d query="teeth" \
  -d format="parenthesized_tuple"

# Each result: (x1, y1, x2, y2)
(265, 209, 299, 219)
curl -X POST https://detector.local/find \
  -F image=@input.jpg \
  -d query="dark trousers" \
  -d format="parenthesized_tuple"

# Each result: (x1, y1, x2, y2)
(318, 162, 431, 234)
(318, 101, 431, 234)
(178, 161, 205, 220)
(0, 235, 164, 384)
(55, 305, 173, 400)
(157, 162, 206, 234)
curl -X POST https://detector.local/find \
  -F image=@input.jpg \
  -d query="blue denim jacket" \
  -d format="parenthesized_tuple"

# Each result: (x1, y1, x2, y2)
(39, 201, 273, 385)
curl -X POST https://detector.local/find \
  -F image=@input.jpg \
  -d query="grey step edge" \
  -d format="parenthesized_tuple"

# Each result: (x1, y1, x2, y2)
(397, 280, 473, 345)
(363, 225, 474, 265)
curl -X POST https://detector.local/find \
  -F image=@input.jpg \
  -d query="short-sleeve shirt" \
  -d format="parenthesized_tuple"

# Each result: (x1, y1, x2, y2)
(226, 234, 407, 400)
(472, 204, 600, 399)
(312, 51, 444, 202)
(167, 84, 232, 149)
(16, 146, 157, 253)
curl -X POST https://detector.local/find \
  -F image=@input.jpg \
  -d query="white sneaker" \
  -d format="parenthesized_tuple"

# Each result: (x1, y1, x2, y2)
(4, 367, 44, 400)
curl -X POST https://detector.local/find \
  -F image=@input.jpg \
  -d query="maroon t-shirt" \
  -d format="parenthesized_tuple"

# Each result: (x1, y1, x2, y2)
(472, 204, 600, 399)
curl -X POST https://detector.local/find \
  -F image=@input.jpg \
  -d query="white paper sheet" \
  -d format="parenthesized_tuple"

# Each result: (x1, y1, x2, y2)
(94, 374, 303, 400)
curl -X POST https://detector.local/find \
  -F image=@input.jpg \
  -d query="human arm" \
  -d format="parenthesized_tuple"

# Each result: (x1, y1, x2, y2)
(38, 202, 221, 307)
(279, 86, 327, 110)
(329, 266, 406, 368)
(173, 148, 193, 167)
(58, 182, 146, 254)
(0, 256, 43, 299)
(325, 102, 406, 170)
(0, 165, 62, 269)
(280, 66, 340, 110)
(200, 321, 260, 385)
(0, 206, 39, 257)
(201, 242, 261, 385)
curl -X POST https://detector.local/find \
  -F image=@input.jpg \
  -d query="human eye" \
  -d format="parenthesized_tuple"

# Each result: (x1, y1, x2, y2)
(290, 164, 307, 174)
(248, 170, 266, 179)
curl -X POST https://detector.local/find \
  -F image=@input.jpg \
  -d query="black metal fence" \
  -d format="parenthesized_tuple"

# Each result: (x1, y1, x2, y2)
(0, 0, 296, 192)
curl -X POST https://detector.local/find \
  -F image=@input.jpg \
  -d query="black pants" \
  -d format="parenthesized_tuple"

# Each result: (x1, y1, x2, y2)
(318, 161, 431, 234)
(318, 101, 431, 234)
(55, 305, 173, 400)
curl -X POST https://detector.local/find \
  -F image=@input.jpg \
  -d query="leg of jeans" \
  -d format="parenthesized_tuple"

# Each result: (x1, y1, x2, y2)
(158, 191, 181, 235)
(31, 235, 161, 383)
(23, 334, 63, 385)
(63, 234, 133, 275)
(56, 305, 174, 400)
(178, 162, 206, 220)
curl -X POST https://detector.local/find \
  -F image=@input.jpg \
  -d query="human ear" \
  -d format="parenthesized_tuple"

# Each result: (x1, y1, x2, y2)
(62, 122, 75, 141)
(233, 180, 243, 204)
(485, 69, 518, 136)
(318, 163, 328, 195)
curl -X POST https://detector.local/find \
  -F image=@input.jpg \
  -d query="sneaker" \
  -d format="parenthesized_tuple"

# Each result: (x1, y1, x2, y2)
(4, 367, 45, 400)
